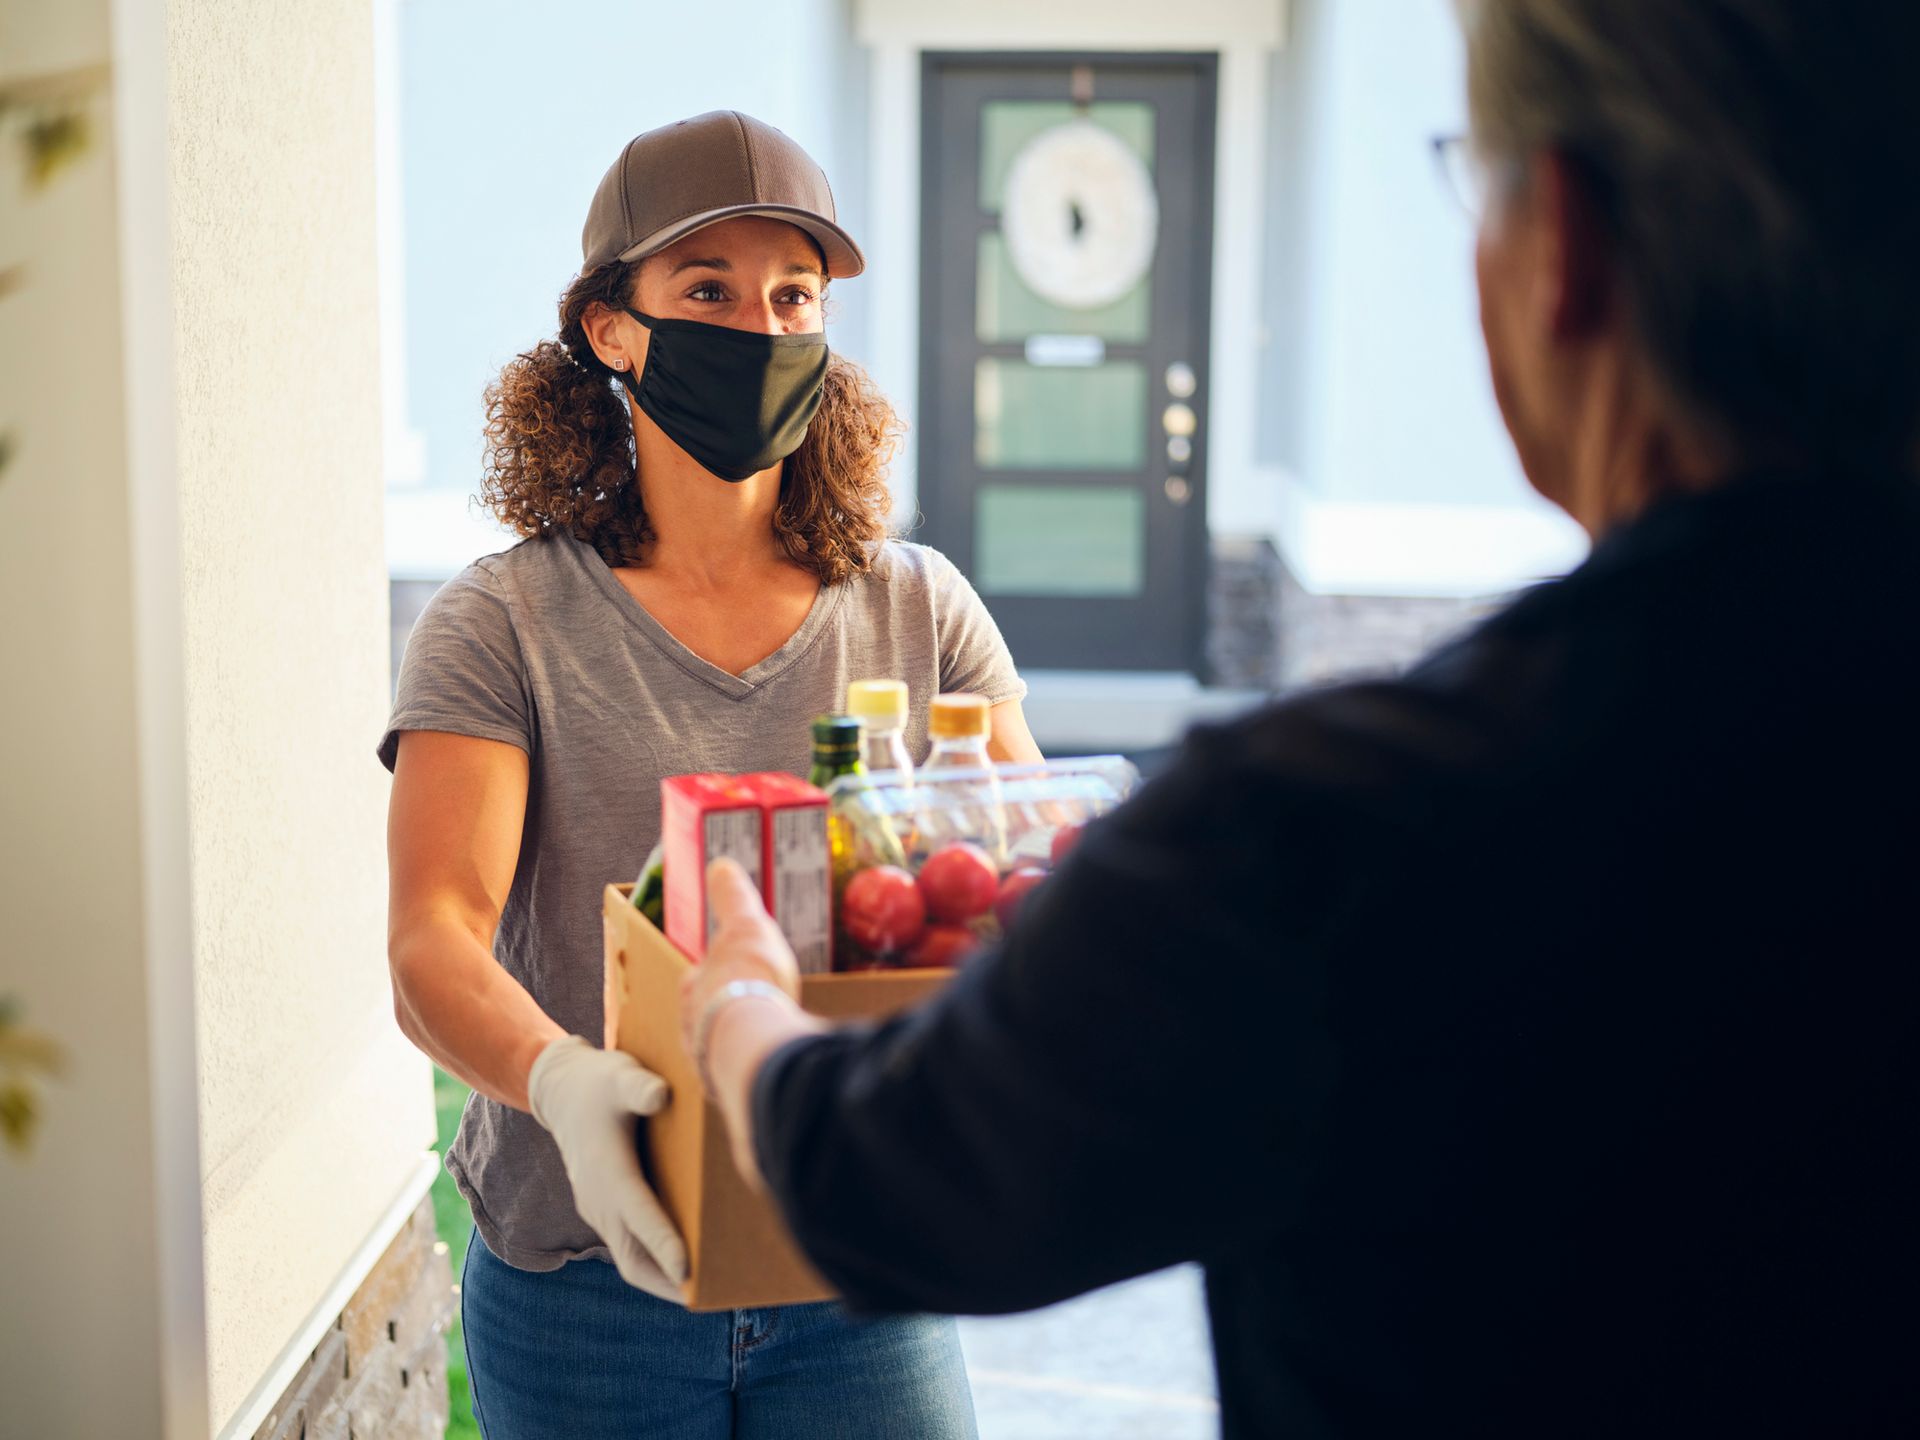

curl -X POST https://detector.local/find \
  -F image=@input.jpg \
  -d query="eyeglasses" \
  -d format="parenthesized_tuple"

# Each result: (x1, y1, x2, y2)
(1431, 133, 1497, 221)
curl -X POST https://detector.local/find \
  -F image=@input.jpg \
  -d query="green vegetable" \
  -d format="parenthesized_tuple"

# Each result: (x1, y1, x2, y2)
(631, 843, 665, 929)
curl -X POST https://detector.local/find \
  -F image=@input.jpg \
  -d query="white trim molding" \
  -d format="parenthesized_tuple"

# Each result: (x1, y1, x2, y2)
(373, 0, 428, 491)
(1203, 40, 1278, 546)
(864, 35, 922, 526)
(855, 0, 1286, 50)
(111, 0, 212, 1431)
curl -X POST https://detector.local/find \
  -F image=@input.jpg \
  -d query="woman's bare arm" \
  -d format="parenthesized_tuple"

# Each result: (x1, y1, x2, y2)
(387, 730, 565, 1111)
(988, 697, 1045, 765)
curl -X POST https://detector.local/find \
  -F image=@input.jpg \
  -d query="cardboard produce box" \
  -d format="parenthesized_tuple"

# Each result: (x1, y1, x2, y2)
(602, 883, 951, 1311)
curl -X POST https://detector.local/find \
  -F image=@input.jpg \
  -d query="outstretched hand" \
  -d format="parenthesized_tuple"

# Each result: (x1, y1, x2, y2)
(679, 857, 821, 1187)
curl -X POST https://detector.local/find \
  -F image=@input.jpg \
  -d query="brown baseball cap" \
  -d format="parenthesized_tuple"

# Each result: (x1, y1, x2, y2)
(581, 110, 865, 279)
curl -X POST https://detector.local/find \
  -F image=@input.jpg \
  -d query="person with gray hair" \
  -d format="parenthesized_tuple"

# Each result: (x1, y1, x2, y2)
(674, 3, 1920, 1435)
(1458, 0, 1920, 514)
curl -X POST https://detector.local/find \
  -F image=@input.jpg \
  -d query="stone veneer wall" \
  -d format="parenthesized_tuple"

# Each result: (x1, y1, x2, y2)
(1209, 536, 1505, 693)
(251, 1199, 454, 1440)
(1206, 537, 1287, 690)
(1274, 561, 1504, 690)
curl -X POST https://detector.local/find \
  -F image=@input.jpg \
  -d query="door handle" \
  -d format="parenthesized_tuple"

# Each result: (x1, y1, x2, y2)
(1163, 368, 1199, 505)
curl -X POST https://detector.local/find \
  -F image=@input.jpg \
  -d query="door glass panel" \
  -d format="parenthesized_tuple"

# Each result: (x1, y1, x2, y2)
(976, 231, 1150, 343)
(975, 485, 1145, 597)
(979, 101, 1155, 212)
(975, 360, 1147, 470)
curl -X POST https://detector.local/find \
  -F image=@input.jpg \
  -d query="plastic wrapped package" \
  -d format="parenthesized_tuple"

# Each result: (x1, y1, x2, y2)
(825, 755, 1139, 970)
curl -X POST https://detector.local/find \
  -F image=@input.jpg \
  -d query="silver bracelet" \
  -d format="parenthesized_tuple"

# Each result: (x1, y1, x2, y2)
(692, 979, 792, 1097)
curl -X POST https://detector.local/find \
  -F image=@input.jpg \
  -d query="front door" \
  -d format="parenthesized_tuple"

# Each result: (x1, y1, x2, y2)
(917, 53, 1217, 673)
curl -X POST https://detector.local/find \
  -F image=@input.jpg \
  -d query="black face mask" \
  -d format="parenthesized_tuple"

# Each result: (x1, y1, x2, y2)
(617, 308, 829, 482)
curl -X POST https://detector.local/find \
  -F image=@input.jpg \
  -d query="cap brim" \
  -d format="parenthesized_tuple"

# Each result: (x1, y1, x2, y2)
(617, 204, 865, 280)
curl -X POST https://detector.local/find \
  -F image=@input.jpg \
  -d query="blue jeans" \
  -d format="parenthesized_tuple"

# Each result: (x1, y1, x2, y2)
(461, 1232, 979, 1439)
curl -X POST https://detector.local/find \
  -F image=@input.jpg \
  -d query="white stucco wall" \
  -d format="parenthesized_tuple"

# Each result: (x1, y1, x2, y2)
(166, 0, 436, 1430)
(1262, 0, 1513, 507)
(0, 0, 207, 1434)
(1258, 0, 1587, 593)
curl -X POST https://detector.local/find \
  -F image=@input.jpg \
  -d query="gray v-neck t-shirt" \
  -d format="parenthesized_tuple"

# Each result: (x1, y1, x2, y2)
(378, 532, 1023, 1273)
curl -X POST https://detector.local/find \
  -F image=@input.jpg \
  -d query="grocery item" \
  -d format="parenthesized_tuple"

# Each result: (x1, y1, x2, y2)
(662, 775, 761, 961)
(921, 694, 1008, 863)
(904, 923, 981, 969)
(661, 773, 833, 973)
(811, 714, 870, 890)
(1050, 821, 1084, 867)
(808, 715, 864, 790)
(758, 773, 834, 976)
(847, 679, 914, 781)
(840, 865, 925, 954)
(824, 755, 1137, 971)
(630, 841, 666, 928)
(916, 842, 998, 923)
(993, 866, 1048, 930)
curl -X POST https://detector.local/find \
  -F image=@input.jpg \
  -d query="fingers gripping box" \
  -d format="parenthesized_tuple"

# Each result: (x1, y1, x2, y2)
(602, 886, 949, 1309)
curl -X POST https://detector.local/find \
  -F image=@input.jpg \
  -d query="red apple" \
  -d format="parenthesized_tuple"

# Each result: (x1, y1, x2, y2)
(840, 865, 926, 954)
(1049, 822, 1085, 867)
(916, 842, 999, 923)
(904, 923, 982, 970)
(994, 866, 1048, 930)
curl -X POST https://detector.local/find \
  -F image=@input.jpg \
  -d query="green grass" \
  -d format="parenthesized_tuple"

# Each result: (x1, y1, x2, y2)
(432, 1066, 480, 1440)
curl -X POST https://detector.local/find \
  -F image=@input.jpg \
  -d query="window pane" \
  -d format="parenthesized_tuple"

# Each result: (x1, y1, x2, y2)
(977, 231, 1150, 343)
(975, 360, 1147, 470)
(976, 485, 1145, 597)
(978, 101, 1155, 212)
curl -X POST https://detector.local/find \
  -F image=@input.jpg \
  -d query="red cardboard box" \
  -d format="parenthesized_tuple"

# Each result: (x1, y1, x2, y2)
(661, 774, 762, 961)
(751, 773, 832, 976)
(661, 773, 831, 972)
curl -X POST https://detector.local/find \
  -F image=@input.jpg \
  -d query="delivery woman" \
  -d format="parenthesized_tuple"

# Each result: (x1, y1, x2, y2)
(380, 110, 1039, 1439)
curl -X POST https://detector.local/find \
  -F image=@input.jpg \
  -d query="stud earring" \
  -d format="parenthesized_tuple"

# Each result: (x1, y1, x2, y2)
(612, 358, 626, 371)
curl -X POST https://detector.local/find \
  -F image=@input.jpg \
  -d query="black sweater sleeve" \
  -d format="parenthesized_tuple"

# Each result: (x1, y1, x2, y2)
(749, 684, 1464, 1315)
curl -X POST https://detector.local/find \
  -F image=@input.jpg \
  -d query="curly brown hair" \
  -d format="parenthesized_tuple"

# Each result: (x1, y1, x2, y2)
(479, 260, 902, 581)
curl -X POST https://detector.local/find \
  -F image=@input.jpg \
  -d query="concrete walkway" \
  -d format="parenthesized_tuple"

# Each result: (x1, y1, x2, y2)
(957, 1266, 1219, 1439)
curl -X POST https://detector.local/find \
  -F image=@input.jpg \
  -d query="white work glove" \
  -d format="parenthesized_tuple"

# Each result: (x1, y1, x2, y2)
(528, 1034, 689, 1300)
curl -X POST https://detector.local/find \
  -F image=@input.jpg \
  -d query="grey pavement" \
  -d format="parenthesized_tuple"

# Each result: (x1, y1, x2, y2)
(957, 1266, 1219, 1439)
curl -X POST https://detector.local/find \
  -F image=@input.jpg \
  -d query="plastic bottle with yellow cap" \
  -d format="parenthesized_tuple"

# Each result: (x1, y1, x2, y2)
(846, 679, 914, 782)
(921, 693, 1007, 862)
